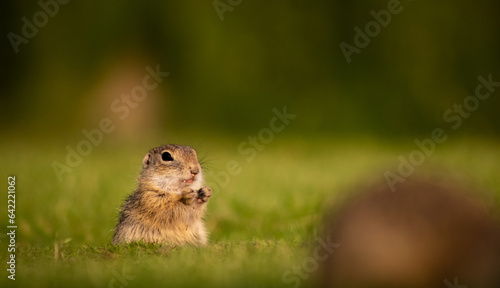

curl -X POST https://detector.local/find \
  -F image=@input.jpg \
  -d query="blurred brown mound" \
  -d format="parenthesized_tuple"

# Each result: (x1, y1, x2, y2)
(320, 179, 500, 288)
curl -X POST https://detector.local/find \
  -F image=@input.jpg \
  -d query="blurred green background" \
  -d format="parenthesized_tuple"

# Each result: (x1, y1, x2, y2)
(2, 1, 500, 287)
(2, 0, 500, 138)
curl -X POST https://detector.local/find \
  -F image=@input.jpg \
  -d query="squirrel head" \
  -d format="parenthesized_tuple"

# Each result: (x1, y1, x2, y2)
(139, 144, 203, 193)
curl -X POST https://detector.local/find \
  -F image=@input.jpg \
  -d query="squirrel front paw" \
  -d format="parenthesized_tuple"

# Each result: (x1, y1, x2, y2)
(180, 188, 197, 205)
(197, 187, 212, 203)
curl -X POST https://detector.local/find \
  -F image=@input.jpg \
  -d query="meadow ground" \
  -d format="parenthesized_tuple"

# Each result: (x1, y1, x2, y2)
(1, 136, 500, 288)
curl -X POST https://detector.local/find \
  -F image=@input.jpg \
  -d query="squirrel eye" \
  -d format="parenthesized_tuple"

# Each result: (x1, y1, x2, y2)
(161, 152, 174, 161)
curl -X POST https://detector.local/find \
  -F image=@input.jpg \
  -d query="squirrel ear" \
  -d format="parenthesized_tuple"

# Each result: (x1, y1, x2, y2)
(142, 153, 151, 168)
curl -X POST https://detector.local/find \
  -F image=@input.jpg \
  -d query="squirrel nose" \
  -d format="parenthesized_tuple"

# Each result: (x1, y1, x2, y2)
(190, 167, 200, 175)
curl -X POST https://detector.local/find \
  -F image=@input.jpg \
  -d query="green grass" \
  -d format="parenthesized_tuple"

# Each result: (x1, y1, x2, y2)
(1, 136, 500, 287)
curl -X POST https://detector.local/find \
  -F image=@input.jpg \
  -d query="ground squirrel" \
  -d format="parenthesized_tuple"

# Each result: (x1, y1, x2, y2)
(113, 144, 212, 246)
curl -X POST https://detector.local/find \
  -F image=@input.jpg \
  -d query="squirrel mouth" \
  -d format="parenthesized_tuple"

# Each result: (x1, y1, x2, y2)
(183, 179, 194, 184)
